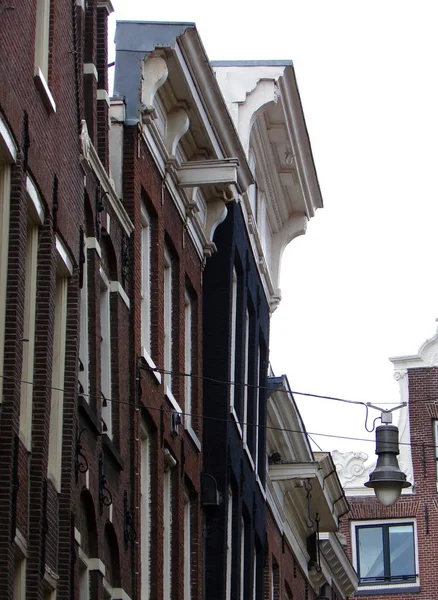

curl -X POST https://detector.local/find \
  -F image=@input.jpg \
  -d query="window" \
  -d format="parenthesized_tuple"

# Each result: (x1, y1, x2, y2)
(240, 517, 245, 600)
(253, 346, 260, 471)
(184, 490, 191, 600)
(48, 237, 71, 490)
(100, 270, 112, 437)
(141, 424, 151, 600)
(34, 0, 56, 111)
(13, 555, 26, 600)
(226, 488, 233, 600)
(163, 466, 173, 600)
(353, 520, 418, 593)
(229, 268, 237, 412)
(141, 205, 152, 358)
(0, 162, 12, 405)
(242, 309, 249, 443)
(78, 235, 89, 400)
(19, 177, 43, 446)
(184, 291, 193, 430)
(434, 420, 438, 487)
(78, 553, 90, 600)
(163, 246, 173, 392)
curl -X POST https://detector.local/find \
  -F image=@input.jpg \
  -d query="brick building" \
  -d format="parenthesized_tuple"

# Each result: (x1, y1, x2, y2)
(266, 375, 357, 600)
(0, 0, 135, 598)
(1, 5, 358, 600)
(335, 328, 438, 598)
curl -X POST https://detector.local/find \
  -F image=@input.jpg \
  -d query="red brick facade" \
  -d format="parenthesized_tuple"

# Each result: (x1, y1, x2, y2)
(343, 366, 438, 599)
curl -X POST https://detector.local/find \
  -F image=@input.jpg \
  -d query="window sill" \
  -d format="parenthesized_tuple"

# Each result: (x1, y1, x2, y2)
(34, 67, 56, 113)
(78, 395, 101, 436)
(102, 434, 124, 471)
(230, 406, 242, 437)
(140, 347, 161, 384)
(355, 584, 420, 596)
(185, 424, 201, 452)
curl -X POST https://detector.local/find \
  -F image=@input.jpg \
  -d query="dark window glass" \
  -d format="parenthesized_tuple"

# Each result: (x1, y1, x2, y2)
(356, 523, 416, 586)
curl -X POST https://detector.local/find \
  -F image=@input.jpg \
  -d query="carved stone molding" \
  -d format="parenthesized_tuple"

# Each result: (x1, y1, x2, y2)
(141, 54, 168, 120)
(332, 450, 370, 483)
(165, 107, 190, 157)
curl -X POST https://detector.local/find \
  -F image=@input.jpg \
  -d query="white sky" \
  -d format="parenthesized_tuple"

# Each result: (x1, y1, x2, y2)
(109, 1, 438, 456)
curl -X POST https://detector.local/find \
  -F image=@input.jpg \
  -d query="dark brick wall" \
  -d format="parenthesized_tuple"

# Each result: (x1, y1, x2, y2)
(343, 367, 438, 599)
(202, 201, 270, 600)
(119, 124, 204, 600)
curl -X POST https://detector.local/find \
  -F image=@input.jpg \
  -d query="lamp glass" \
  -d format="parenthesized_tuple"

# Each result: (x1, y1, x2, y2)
(373, 482, 402, 507)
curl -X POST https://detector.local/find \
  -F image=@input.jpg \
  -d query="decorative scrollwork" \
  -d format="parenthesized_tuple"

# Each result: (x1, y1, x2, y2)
(75, 427, 89, 483)
(98, 454, 112, 513)
(123, 490, 137, 545)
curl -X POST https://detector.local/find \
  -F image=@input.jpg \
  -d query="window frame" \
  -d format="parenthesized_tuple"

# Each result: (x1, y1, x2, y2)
(34, 0, 56, 112)
(163, 246, 173, 393)
(100, 268, 112, 438)
(48, 236, 72, 491)
(141, 204, 152, 359)
(141, 423, 151, 600)
(351, 518, 419, 594)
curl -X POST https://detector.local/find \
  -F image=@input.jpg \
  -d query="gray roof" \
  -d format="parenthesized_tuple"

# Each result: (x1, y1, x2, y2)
(114, 21, 196, 123)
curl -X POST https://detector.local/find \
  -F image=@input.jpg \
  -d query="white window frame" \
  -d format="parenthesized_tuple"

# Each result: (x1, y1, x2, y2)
(48, 237, 72, 491)
(100, 269, 112, 438)
(229, 268, 237, 413)
(163, 467, 173, 600)
(141, 423, 151, 600)
(242, 309, 249, 444)
(184, 291, 193, 430)
(240, 517, 245, 600)
(184, 490, 191, 600)
(163, 247, 172, 392)
(78, 237, 90, 400)
(78, 548, 90, 600)
(351, 518, 419, 594)
(226, 488, 232, 600)
(252, 548, 257, 600)
(0, 162, 12, 405)
(141, 205, 152, 359)
(434, 420, 438, 490)
(34, 0, 56, 112)
(14, 554, 26, 600)
(254, 346, 260, 472)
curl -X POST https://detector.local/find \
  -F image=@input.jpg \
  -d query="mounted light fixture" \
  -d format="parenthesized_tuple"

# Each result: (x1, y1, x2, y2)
(365, 405, 411, 506)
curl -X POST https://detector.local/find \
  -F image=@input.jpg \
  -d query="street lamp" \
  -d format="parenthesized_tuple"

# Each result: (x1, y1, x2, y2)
(364, 404, 411, 506)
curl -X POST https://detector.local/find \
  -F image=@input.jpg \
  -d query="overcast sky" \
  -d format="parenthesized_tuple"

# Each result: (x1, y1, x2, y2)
(109, 1, 438, 456)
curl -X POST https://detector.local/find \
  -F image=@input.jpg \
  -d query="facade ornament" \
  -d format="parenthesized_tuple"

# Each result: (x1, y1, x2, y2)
(332, 450, 370, 482)
(165, 107, 190, 157)
(80, 119, 91, 163)
(141, 54, 168, 120)
(394, 369, 408, 381)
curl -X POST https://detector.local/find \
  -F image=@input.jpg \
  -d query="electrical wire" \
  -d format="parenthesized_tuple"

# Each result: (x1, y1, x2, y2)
(1, 372, 437, 450)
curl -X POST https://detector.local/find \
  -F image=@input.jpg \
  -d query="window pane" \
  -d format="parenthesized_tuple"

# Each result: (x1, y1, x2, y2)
(389, 525, 415, 578)
(357, 527, 384, 580)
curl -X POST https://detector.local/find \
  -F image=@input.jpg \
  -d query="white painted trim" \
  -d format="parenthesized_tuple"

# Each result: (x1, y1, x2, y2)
(84, 63, 98, 81)
(351, 518, 419, 593)
(26, 176, 44, 225)
(88, 141, 133, 235)
(74, 528, 82, 546)
(230, 406, 243, 437)
(141, 347, 162, 384)
(86, 236, 102, 257)
(0, 114, 17, 162)
(256, 474, 266, 499)
(34, 68, 56, 113)
(185, 424, 201, 452)
(96, 0, 114, 14)
(165, 386, 183, 415)
(14, 529, 28, 558)
(55, 235, 73, 276)
(76, 0, 85, 10)
(0, 164, 11, 404)
(111, 589, 132, 600)
(88, 558, 106, 576)
(109, 280, 130, 309)
(97, 89, 111, 108)
(243, 442, 255, 471)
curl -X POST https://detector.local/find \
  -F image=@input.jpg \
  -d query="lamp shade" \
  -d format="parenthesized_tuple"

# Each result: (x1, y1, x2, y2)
(364, 424, 411, 506)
